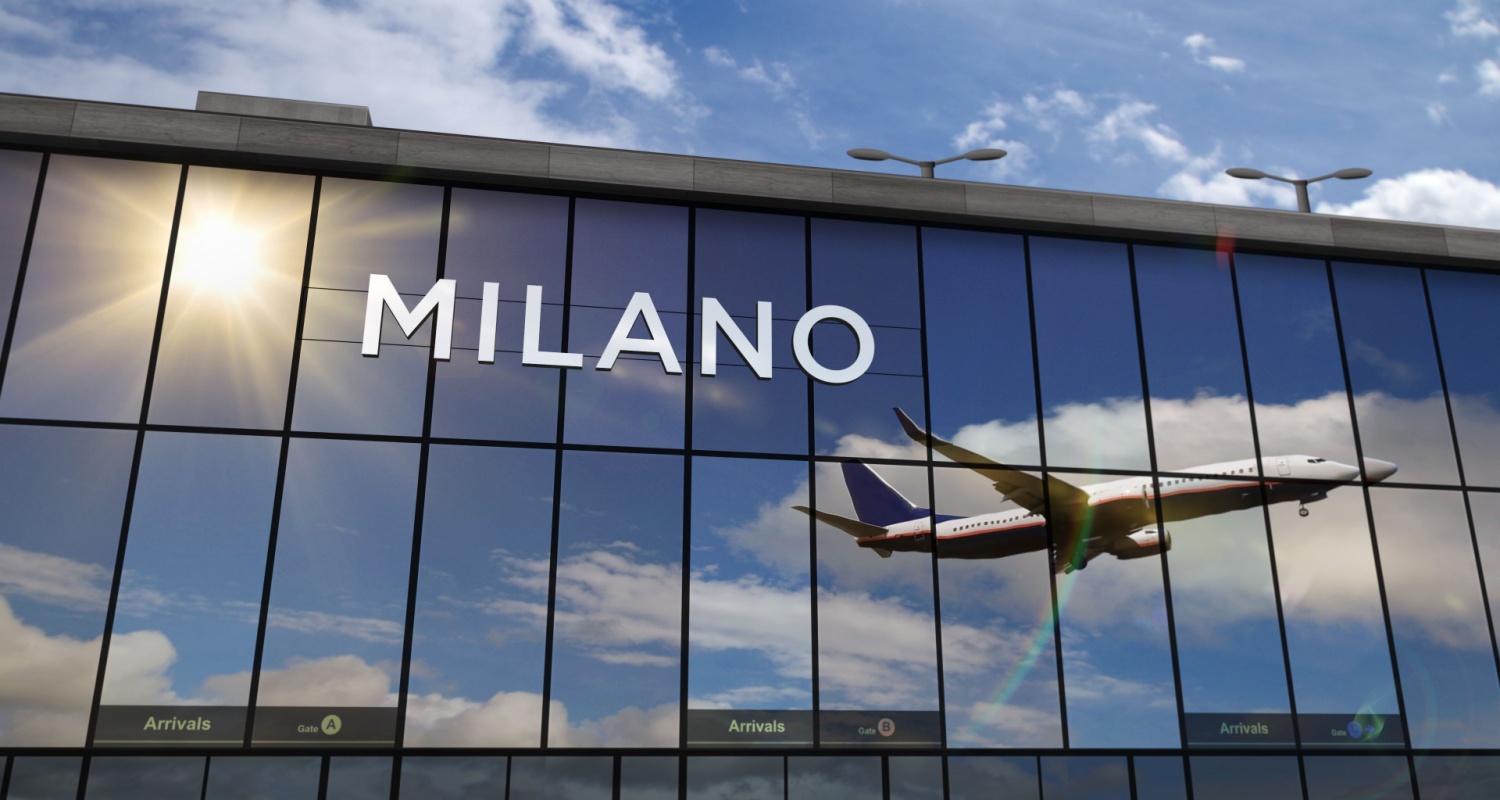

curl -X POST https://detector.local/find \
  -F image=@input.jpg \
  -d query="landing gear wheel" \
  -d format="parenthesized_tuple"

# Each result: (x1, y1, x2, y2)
(1298, 505, 1310, 517)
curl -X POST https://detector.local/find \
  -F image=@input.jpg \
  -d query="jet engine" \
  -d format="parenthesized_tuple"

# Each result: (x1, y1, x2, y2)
(1111, 527, 1172, 560)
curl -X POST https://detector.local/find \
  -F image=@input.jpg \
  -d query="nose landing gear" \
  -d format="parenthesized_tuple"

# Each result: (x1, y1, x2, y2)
(1298, 503, 1310, 517)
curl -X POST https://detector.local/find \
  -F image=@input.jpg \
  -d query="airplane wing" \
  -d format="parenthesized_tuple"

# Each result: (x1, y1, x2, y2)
(893, 408, 1091, 516)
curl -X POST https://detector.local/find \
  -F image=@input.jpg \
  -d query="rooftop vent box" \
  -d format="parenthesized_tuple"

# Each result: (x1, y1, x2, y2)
(195, 91, 372, 126)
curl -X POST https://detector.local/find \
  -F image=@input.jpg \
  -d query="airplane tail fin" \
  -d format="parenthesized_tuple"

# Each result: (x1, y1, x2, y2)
(841, 461, 930, 526)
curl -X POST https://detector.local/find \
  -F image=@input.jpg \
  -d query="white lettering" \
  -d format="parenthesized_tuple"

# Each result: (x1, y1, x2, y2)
(478, 281, 500, 364)
(361, 274, 455, 360)
(792, 305, 875, 385)
(701, 298, 772, 379)
(597, 292, 682, 374)
(522, 284, 583, 368)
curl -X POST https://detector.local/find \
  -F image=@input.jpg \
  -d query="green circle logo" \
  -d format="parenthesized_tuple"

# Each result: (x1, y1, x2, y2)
(321, 714, 342, 736)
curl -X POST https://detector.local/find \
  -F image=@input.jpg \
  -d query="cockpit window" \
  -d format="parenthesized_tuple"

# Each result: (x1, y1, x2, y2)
(1307, 458, 1325, 463)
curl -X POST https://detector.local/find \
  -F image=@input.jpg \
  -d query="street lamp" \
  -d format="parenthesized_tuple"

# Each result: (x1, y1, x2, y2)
(848, 147, 1007, 178)
(1225, 167, 1373, 213)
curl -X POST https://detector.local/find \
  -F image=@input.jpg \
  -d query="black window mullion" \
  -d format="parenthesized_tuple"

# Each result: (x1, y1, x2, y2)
(539, 195, 577, 748)
(244, 174, 323, 747)
(1022, 234, 1069, 748)
(804, 215, 821, 748)
(0, 151, 47, 401)
(914, 226, 949, 751)
(1323, 260, 1414, 749)
(678, 206, 696, 750)
(392, 185, 450, 768)
(1124, 243, 1189, 750)
(1420, 266, 1500, 693)
(1227, 251, 1303, 751)
(84, 163, 189, 754)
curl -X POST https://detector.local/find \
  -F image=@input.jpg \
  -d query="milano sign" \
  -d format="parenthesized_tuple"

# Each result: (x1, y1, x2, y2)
(360, 275, 876, 384)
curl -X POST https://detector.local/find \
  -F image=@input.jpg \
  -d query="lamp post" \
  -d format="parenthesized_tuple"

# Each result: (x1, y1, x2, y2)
(848, 147, 1007, 178)
(1225, 167, 1373, 213)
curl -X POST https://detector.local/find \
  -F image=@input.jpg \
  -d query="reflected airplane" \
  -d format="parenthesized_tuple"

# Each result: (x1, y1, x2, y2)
(793, 409, 1398, 572)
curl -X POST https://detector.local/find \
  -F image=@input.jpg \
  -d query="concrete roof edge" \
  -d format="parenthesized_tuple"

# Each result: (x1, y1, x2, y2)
(1, 92, 1496, 269)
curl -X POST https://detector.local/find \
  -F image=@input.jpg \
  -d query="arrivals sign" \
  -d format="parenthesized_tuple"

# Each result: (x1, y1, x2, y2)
(360, 275, 877, 385)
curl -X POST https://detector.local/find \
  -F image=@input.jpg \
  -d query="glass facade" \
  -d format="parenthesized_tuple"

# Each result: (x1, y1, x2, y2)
(1, 147, 1498, 798)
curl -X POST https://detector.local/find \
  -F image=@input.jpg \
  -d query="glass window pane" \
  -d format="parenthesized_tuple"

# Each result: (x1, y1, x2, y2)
(548, 452, 681, 747)
(83, 757, 203, 800)
(687, 757, 780, 800)
(810, 218, 923, 453)
(565, 199, 688, 448)
(5, 757, 82, 800)
(1189, 756, 1301, 800)
(1371, 488, 1500, 747)
(1053, 469, 1179, 748)
(786, 757, 879, 800)
(1234, 253, 1359, 468)
(620, 757, 677, 800)
(252, 439, 418, 746)
(947, 756, 1038, 800)
(692, 208, 807, 455)
(812, 460, 941, 747)
(397, 756, 507, 800)
(405, 446, 554, 747)
(509, 757, 612, 800)
(922, 227, 1039, 466)
(0, 149, 42, 329)
(432, 189, 566, 442)
(203, 756, 320, 800)
(293, 178, 441, 436)
(0, 425, 136, 746)
(1029, 237, 1149, 472)
(1333, 262, 1457, 483)
(96, 433, 278, 746)
(1134, 245, 1256, 471)
(1132, 756, 1187, 800)
(687, 458, 811, 741)
(1415, 755, 1500, 799)
(1304, 755, 1412, 799)
(933, 462, 1062, 747)
(149, 167, 313, 429)
(888, 756, 942, 800)
(1040, 756, 1129, 800)
(0, 156, 178, 422)
(326, 757, 392, 800)
(1426, 268, 1500, 488)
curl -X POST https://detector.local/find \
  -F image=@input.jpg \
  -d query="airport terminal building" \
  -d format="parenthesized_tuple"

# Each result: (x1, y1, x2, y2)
(2, 90, 1500, 799)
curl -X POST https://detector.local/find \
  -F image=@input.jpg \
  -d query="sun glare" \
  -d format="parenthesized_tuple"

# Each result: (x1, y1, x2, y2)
(173, 215, 264, 298)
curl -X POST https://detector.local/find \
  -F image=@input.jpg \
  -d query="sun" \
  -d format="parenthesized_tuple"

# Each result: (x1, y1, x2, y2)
(172, 215, 264, 298)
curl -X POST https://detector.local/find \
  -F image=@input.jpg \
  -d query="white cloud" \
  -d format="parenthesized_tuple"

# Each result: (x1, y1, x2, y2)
(1204, 55, 1245, 73)
(1447, 0, 1500, 38)
(1159, 169, 1297, 208)
(520, 0, 677, 99)
(0, 543, 110, 611)
(1316, 168, 1500, 228)
(1479, 58, 1500, 95)
(953, 100, 1011, 150)
(1428, 101, 1451, 125)
(262, 608, 407, 645)
(0, 0, 686, 147)
(1182, 33, 1246, 73)
(700, 44, 817, 147)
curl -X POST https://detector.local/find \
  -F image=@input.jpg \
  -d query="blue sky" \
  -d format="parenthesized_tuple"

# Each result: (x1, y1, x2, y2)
(3, 0, 1500, 227)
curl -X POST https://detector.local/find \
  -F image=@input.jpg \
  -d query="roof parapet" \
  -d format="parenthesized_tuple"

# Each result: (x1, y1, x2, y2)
(195, 91, 372, 127)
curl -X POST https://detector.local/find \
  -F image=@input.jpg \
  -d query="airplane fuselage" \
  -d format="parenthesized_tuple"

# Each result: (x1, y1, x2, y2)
(858, 455, 1385, 560)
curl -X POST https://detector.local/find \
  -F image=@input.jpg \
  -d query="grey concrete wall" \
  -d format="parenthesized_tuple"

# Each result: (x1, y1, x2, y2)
(1, 92, 1495, 269)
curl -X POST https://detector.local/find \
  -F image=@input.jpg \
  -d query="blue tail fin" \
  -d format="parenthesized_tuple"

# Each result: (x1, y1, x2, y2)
(841, 462, 930, 526)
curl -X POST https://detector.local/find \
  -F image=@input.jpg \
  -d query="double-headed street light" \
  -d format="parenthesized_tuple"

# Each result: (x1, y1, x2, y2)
(1225, 167, 1373, 213)
(848, 147, 1007, 178)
